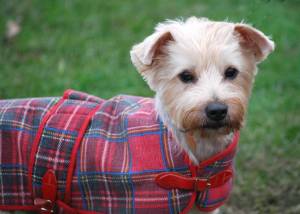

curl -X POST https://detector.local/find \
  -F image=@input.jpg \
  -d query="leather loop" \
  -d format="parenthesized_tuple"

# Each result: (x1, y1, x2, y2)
(41, 170, 57, 202)
(155, 169, 232, 192)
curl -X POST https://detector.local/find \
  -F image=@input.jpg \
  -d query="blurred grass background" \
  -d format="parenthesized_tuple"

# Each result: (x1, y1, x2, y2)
(0, 0, 299, 213)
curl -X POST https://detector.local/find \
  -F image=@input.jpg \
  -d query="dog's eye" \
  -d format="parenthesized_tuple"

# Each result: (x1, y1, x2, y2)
(178, 70, 196, 83)
(224, 67, 239, 80)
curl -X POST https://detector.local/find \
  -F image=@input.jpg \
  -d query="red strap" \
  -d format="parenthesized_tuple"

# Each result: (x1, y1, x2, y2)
(155, 169, 232, 192)
(34, 170, 58, 214)
(64, 103, 103, 204)
(28, 98, 65, 196)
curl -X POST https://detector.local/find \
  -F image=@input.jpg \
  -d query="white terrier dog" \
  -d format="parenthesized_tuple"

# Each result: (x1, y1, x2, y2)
(0, 17, 274, 214)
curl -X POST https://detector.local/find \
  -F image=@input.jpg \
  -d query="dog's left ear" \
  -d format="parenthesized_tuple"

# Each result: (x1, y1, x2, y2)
(130, 30, 174, 72)
(234, 24, 275, 63)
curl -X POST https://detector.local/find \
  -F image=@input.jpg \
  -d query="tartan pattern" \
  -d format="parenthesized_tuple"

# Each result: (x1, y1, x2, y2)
(195, 156, 235, 210)
(0, 90, 237, 213)
(69, 93, 193, 213)
(0, 97, 58, 205)
(32, 91, 103, 200)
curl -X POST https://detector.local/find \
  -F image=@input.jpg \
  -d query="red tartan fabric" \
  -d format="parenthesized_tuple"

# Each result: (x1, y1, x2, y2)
(0, 90, 238, 213)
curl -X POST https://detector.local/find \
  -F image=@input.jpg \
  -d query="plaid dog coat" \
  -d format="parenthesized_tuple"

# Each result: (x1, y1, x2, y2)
(0, 90, 239, 214)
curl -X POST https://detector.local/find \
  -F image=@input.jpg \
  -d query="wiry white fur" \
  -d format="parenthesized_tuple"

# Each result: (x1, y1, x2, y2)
(131, 17, 274, 164)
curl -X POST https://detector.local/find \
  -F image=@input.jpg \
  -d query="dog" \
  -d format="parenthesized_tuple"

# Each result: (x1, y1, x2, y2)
(0, 17, 274, 214)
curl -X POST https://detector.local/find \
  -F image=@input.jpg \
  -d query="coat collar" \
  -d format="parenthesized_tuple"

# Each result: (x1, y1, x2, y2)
(156, 132, 239, 213)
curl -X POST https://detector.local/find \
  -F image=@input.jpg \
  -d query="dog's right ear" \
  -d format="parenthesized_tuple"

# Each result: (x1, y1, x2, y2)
(130, 30, 174, 73)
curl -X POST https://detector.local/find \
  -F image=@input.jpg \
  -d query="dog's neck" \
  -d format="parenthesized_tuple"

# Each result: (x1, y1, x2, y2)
(155, 96, 233, 164)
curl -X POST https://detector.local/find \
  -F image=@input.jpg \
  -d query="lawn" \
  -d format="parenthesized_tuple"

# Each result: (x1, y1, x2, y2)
(1, 0, 300, 213)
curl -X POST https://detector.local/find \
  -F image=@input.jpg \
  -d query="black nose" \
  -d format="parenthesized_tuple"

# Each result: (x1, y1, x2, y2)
(205, 102, 228, 121)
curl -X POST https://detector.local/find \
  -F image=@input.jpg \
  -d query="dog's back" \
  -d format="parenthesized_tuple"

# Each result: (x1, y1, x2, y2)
(0, 90, 197, 213)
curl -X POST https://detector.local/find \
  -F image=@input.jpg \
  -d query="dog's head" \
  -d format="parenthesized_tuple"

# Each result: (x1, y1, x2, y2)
(131, 17, 274, 137)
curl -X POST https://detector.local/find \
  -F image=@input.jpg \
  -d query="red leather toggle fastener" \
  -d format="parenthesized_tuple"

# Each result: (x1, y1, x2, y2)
(155, 169, 233, 192)
(34, 170, 57, 214)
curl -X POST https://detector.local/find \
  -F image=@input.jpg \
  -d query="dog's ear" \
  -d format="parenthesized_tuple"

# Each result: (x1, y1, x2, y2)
(130, 30, 174, 72)
(234, 24, 275, 63)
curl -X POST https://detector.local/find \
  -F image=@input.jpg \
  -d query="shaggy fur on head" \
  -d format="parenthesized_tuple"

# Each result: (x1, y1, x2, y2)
(131, 17, 274, 163)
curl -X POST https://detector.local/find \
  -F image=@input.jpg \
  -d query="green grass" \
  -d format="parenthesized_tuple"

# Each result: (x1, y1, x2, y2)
(1, 0, 299, 213)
